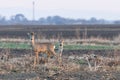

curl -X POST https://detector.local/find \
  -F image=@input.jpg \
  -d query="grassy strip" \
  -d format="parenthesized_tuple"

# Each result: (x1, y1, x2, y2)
(64, 44, 115, 50)
(0, 42, 118, 50)
(0, 42, 31, 49)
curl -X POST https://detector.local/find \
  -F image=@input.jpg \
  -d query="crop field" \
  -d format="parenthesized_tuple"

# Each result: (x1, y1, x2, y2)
(0, 25, 120, 39)
(0, 25, 120, 80)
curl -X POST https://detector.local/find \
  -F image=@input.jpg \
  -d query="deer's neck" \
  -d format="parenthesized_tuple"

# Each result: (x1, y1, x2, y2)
(31, 36, 36, 49)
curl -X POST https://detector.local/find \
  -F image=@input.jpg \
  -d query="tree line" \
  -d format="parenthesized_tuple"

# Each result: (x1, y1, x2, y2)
(0, 13, 120, 25)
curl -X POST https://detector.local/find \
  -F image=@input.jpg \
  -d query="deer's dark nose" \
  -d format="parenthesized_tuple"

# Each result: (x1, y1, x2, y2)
(60, 44, 62, 46)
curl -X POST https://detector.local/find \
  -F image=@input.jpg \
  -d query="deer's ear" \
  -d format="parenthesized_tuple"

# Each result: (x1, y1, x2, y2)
(34, 32, 36, 35)
(59, 39, 64, 42)
(62, 39, 64, 42)
(31, 32, 37, 35)
(59, 39, 61, 42)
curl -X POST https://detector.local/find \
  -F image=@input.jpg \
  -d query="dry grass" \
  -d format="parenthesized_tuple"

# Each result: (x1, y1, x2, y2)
(0, 37, 119, 45)
(0, 50, 120, 80)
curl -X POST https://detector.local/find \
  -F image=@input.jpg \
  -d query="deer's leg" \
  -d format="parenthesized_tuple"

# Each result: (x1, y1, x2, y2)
(52, 51, 57, 58)
(47, 51, 50, 63)
(59, 50, 63, 64)
(36, 52, 39, 64)
(52, 51, 60, 64)
(34, 52, 39, 67)
(94, 60, 97, 71)
(60, 52, 62, 57)
(86, 59, 92, 71)
(33, 56, 36, 67)
(33, 54, 37, 67)
(45, 51, 50, 63)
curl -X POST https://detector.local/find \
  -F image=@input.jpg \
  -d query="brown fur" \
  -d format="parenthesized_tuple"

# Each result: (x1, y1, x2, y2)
(28, 32, 58, 67)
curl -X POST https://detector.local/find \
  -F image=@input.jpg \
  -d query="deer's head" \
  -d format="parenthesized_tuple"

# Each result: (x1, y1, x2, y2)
(59, 39, 64, 46)
(27, 32, 36, 41)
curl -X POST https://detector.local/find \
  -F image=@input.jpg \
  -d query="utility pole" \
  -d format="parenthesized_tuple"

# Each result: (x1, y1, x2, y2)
(32, 1, 35, 21)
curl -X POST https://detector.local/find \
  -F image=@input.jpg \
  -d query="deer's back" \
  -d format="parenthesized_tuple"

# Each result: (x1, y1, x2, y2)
(35, 43, 55, 52)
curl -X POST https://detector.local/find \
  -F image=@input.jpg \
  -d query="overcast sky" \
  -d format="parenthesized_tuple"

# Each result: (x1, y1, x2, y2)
(0, 0, 120, 20)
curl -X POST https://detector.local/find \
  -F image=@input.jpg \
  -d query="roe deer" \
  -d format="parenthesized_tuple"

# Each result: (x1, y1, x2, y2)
(58, 39, 64, 63)
(28, 32, 58, 67)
